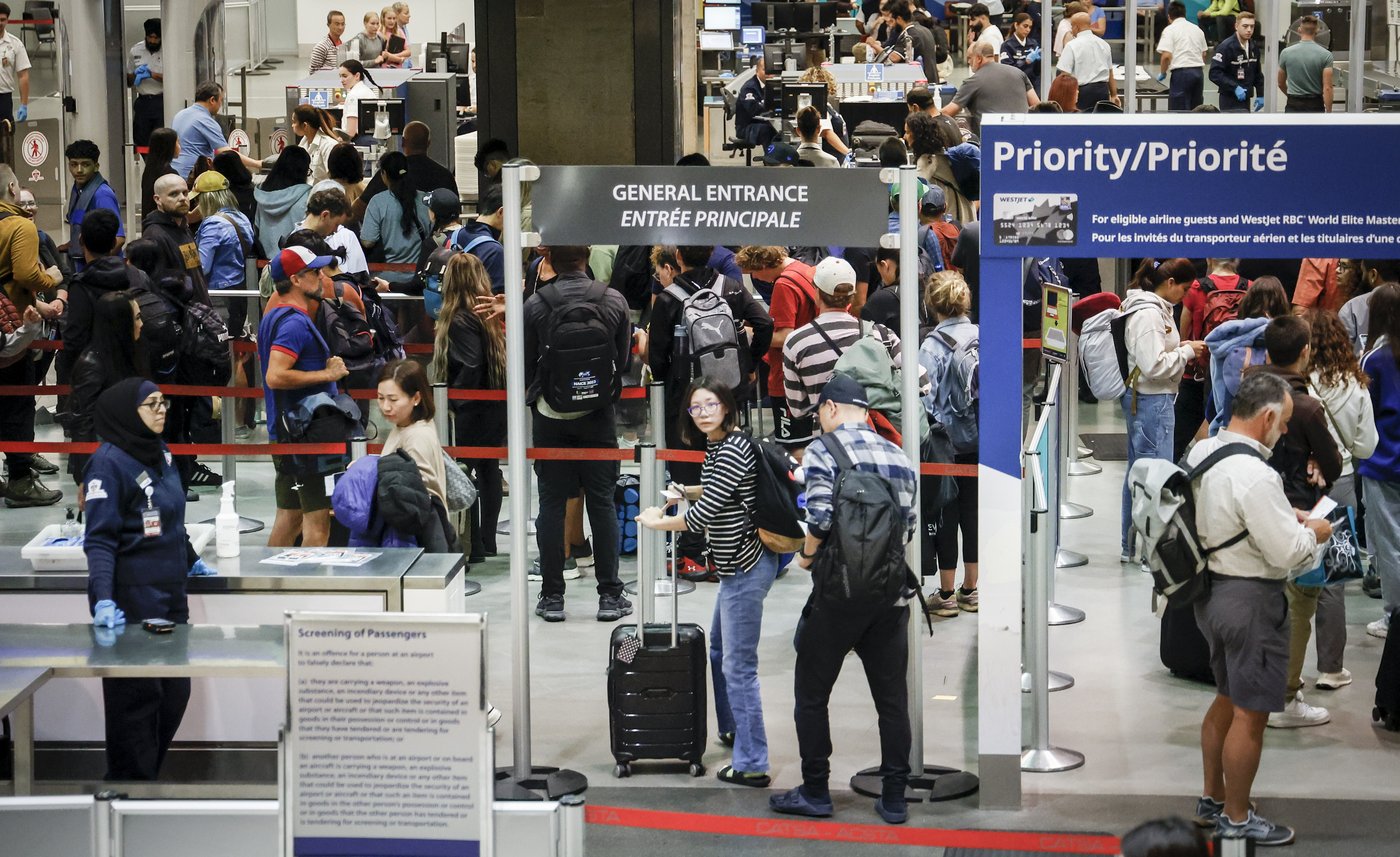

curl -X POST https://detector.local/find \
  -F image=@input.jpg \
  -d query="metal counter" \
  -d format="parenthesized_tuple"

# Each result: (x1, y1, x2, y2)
(0, 624, 284, 679)
(0, 548, 469, 745)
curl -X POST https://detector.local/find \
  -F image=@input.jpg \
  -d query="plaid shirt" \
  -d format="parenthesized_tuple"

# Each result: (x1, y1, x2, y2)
(802, 423, 918, 540)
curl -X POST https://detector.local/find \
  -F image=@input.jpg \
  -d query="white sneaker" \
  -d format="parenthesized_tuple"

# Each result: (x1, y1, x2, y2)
(1316, 668, 1352, 690)
(1368, 616, 1390, 639)
(1267, 691, 1330, 728)
(487, 705, 502, 728)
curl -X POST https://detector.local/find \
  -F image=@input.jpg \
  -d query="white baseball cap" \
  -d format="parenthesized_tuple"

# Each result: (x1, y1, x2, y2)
(812, 256, 857, 296)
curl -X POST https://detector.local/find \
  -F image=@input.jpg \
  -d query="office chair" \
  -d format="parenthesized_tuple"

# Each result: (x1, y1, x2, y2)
(22, 2, 56, 56)
(719, 88, 757, 166)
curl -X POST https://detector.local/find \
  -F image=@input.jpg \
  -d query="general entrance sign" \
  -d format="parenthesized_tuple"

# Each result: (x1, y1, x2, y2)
(531, 166, 890, 246)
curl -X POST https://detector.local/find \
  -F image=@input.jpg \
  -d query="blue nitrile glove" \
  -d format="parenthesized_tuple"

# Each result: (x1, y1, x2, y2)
(133, 67, 151, 87)
(15, 104, 26, 122)
(189, 558, 218, 577)
(135, 63, 149, 76)
(93, 599, 126, 628)
(1156, 72, 1166, 83)
(1252, 96, 1264, 112)
(1027, 48, 1042, 62)
(1234, 85, 1247, 102)
(843, 150, 856, 167)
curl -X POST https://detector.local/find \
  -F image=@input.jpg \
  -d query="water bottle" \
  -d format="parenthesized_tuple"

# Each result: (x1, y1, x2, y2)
(216, 482, 240, 558)
(60, 507, 81, 541)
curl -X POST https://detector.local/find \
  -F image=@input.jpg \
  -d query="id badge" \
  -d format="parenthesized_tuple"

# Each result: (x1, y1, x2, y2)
(143, 507, 162, 538)
(1237, 68, 1246, 81)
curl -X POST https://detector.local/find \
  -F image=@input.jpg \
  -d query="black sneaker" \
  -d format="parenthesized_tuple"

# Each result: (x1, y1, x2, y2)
(189, 463, 223, 488)
(597, 593, 633, 622)
(29, 454, 59, 475)
(1363, 571, 1383, 599)
(535, 594, 565, 622)
(571, 539, 595, 568)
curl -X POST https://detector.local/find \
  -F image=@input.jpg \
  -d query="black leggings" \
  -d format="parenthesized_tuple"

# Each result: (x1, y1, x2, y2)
(935, 452, 978, 571)
(468, 458, 503, 557)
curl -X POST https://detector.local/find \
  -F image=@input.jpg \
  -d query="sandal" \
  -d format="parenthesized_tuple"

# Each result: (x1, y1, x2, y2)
(717, 765, 771, 788)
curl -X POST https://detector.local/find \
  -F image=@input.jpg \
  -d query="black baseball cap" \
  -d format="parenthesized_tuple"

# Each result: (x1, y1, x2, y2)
(763, 141, 801, 167)
(818, 375, 870, 409)
(424, 187, 461, 222)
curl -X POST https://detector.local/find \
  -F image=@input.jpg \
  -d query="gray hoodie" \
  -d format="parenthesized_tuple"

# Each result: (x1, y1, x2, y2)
(252, 184, 312, 260)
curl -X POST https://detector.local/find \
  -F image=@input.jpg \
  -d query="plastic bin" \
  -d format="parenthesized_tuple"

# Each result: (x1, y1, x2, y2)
(21, 523, 215, 571)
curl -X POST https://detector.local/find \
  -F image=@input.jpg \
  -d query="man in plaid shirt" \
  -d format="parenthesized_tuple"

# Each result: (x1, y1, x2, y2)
(770, 375, 919, 826)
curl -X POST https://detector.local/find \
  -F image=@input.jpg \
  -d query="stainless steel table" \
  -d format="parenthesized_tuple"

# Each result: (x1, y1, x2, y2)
(0, 624, 284, 679)
(0, 667, 49, 796)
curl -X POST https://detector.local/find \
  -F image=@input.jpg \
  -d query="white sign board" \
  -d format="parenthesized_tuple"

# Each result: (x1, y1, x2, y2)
(283, 613, 492, 857)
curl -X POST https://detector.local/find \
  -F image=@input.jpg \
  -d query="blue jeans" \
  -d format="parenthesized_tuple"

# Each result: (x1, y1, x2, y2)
(1121, 391, 1176, 554)
(710, 548, 780, 773)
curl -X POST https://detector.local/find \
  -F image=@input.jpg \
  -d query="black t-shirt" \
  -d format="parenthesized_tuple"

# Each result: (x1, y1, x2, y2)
(361, 154, 457, 206)
(950, 221, 980, 321)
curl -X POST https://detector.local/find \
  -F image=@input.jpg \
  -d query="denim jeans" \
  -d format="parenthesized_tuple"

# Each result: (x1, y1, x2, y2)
(709, 548, 780, 773)
(1121, 391, 1176, 554)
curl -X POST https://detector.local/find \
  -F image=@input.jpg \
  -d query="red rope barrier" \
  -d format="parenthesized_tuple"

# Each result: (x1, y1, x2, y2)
(0, 441, 347, 456)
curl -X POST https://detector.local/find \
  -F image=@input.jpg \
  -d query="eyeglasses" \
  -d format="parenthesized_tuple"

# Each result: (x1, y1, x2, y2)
(687, 402, 722, 417)
(140, 398, 169, 412)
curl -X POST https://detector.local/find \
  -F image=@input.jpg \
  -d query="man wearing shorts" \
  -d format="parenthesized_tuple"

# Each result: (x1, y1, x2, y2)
(258, 247, 349, 547)
(1186, 372, 1331, 847)
(736, 246, 819, 457)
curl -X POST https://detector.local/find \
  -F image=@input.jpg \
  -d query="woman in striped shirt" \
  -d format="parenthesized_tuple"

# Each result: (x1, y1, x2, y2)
(638, 378, 782, 789)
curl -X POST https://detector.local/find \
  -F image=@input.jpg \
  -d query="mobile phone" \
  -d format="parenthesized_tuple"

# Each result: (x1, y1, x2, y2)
(142, 619, 176, 634)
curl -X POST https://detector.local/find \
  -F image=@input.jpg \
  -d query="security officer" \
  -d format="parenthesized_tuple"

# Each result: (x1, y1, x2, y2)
(736, 56, 777, 149)
(1208, 12, 1262, 113)
(128, 19, 164, 149)
(84, 378, 212, 781)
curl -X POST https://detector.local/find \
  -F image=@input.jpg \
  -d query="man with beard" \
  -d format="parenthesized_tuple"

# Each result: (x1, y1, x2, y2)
(128, 19, 163, 149)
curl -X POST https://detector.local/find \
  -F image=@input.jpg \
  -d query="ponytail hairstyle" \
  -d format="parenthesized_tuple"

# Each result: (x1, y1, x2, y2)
(339, 59, 378, 89)
(293, 103, 338, 138)
(1129, 257, 1195, 293)
(376, 150, 419, 238)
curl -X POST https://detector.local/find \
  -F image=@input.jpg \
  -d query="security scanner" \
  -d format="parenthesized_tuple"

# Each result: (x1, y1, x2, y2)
(425, 39, 473, 108)
(284, 68, 418, 134)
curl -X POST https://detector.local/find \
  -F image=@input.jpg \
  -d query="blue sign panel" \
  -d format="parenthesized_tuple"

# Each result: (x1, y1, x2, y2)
(980, 115, 1400, 259)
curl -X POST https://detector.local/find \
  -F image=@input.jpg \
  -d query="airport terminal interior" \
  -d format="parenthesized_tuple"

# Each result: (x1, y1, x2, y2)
(2, 1, 1400, 856)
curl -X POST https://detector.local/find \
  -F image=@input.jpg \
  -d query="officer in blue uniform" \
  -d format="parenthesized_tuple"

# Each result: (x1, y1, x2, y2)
(84, 377, 209, 781)
(736, 57, 777, 149)
(1207, 14, 1263, 113)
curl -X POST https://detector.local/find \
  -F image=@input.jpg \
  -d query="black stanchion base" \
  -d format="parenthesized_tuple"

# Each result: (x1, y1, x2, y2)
(196, 514, 265, 535)
(495, 765, 588, 801)
(849, 764, 979, 803)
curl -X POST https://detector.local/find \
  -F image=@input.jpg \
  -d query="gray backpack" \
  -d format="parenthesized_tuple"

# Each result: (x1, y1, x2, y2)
(666, 278, 743, 392)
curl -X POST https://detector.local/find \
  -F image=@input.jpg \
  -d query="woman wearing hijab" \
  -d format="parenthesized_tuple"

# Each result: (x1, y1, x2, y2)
(84, 378, 206, 781)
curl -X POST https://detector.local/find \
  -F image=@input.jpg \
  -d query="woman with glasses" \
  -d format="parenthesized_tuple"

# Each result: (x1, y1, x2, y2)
(637, 377, 781, 790)
(84, 377, 202, 781)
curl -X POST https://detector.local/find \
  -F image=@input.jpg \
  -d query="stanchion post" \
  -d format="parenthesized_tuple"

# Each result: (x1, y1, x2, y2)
(495, 162, 586, 801)
(649, 380, 666, 449)
(1048, 366, 1087, 623)
(1065, 329, 1102, 474)
(848, 166, 978, 804)
(433, 383, 450, 446)
(221, 383, 237, 488)
(1057, 350, 1093, 520)
(636, 442, 658, 627)
(559, 794, 586, 857)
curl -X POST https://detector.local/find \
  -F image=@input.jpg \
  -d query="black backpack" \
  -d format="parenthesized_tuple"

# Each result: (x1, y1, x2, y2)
(739, 432, 805, 553)
(175, 297, 232, 386)
(132, 282, 182, 379)
(608, 245, 655, 312)
(810, 432, 913, 610)
(355, 280, 406, 362)
(317, 281, 379, 372)
(536, 282, 620, 413)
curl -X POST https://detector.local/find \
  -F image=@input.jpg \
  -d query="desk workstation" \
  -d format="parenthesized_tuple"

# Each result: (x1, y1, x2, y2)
(0, 547, 473, 753)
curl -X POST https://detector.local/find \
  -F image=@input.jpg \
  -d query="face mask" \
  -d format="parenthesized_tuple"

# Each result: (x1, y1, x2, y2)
(423, 278, 443, 319)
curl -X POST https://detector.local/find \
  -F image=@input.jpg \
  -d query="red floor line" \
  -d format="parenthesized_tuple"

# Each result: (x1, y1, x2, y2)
(584, 805, 1121, 854)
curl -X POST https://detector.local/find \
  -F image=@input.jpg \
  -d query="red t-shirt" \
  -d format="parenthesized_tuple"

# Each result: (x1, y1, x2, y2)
(765, 260, 819, 399)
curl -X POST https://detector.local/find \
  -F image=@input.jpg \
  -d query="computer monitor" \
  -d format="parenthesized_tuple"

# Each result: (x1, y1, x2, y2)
(703, 5, 741, 30)
(752, 2, 798, 31)
(741, 26, 765, 45)
(425, 42, 471, 73)
(763, 79, 784, 113)
(700, 31, 736, 51)
(781, 83, 828, 119)
(815, 3, 839, 29)
(357, 98, 407, 137)
(763, 44, 785, 71)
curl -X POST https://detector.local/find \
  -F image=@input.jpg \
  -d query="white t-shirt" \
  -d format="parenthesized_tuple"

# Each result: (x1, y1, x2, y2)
(974, 24, 1004, 54)
(1053, 19, 1074, 56)
(1157, 17, 1208, 70)
(0, 31, 32, 96)
(341, 79, 379, 132)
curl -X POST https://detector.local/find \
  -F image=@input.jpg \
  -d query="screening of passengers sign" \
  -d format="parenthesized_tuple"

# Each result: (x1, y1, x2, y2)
(530, 166, 891, 246)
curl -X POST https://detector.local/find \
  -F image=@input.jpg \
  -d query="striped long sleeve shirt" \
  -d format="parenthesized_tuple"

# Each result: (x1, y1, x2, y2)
(781, 312, 927, 417)
(683, 432, 764, 574)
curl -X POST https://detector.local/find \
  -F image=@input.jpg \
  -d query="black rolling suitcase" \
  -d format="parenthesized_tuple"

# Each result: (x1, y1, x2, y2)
(1374, 618, 1400, 731)
(1160, 607, 1215, 685)
(607, 531, 707, 778)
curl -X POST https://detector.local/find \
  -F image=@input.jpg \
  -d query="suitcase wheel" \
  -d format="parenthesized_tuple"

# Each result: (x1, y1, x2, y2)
(613, 763, 632, 778)
(688, 762, 705, 778)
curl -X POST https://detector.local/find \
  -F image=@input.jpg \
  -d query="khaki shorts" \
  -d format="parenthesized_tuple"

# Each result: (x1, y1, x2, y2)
(1194, 574, 1289, 713)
